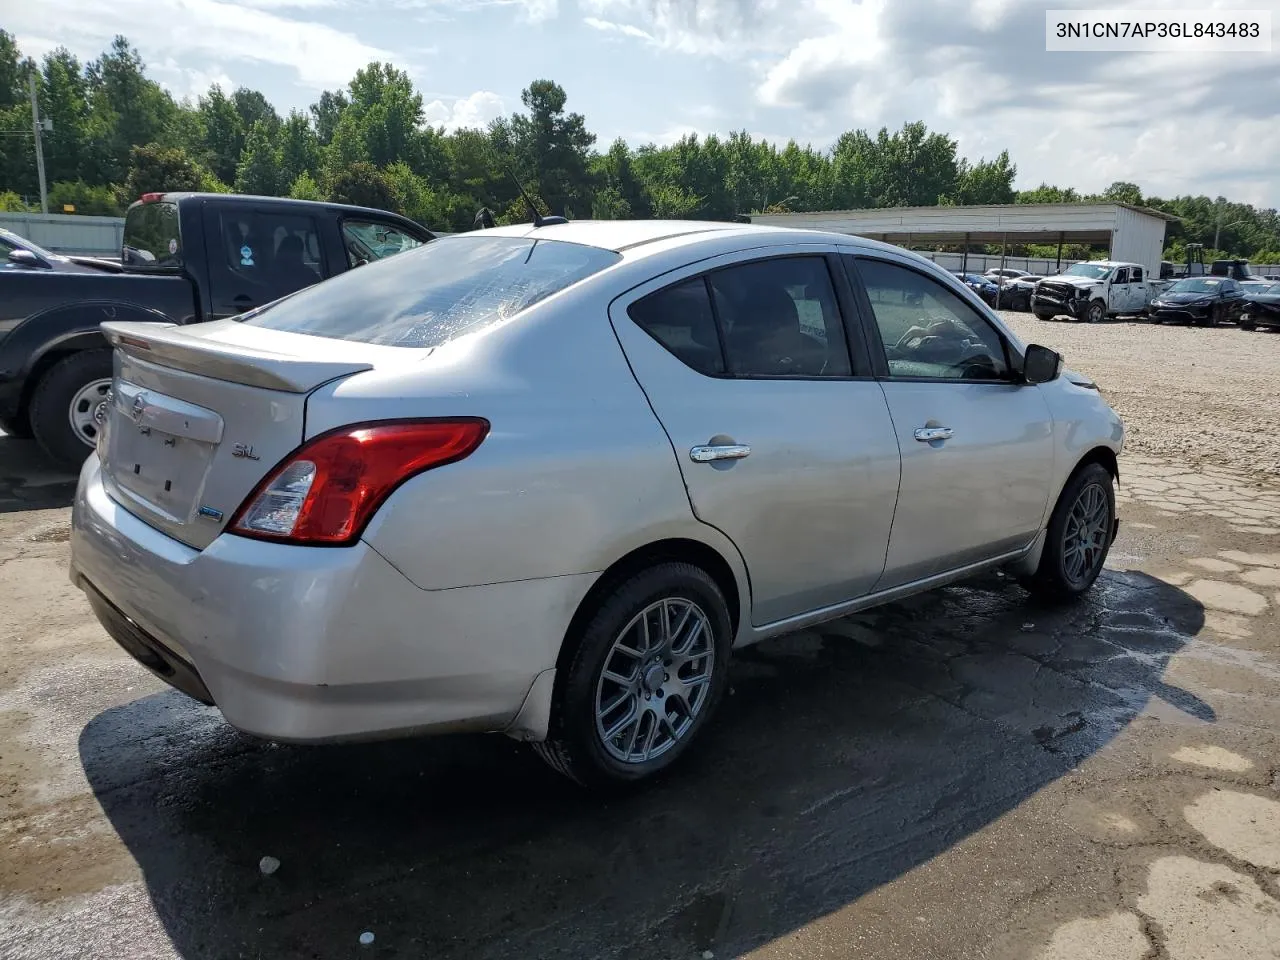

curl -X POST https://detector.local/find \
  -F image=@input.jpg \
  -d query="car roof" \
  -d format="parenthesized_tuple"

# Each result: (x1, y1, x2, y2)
(464, 219, 903, 257)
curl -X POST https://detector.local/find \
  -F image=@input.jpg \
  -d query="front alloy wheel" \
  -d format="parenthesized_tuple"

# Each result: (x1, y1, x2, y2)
(1085, 300, 1105, 324)
(1061, 481, 1111, 589)
(1023, 461, 1116, 601)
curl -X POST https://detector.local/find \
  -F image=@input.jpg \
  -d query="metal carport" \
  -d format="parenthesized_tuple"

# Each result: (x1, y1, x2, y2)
(749, 202, 1179, 277)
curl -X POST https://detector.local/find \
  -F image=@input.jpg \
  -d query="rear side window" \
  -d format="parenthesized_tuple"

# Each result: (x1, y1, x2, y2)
(122, 201, 182, 268)
(244, 236, 621, 348)
(628, 278, 724, 376)
(207, 206, 325, 304)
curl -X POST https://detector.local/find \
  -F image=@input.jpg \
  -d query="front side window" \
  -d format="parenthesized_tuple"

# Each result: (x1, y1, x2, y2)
(343, 220, 425, 267)
(1113, 267, 1130, 284)
(244, 235, 620, 348)
(854, 258, 1010, 382)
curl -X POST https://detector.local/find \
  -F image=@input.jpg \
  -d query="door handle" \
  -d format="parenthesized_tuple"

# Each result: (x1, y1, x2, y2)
(914, 426, 954, 443)
(690, 444, 751, 463)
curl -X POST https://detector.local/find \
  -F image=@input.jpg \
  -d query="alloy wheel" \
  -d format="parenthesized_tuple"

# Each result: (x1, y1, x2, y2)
(1062, 482, 1110, 586)
(594, 597, 715, 764)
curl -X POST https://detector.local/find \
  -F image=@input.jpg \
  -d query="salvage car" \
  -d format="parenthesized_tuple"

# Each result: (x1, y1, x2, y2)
(1239, 281, 1280, 330)
(71, 220, 1125, 787)
(1147, 276, 1248, 327)
(998, 274, 1040, 312)
(0, 228, 119, 274)
(1032, 261, 1163, 323)
(0, 193, 432, 460)
(953, 271, 1001, 306)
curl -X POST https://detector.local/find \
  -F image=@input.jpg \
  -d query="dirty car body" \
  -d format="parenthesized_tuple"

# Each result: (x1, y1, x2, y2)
(71, 221, 1125, 786)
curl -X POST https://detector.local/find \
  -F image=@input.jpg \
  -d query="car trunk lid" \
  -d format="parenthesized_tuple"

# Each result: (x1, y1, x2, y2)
(98, 319, 417, 550)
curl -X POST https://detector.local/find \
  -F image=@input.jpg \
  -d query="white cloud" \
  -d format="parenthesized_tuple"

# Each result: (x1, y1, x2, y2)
(151, 60, 237, 102)
(423, 90, 506, 130)
(593, 0, 1280, 205)
(394, 0, 559, 21)
(583, 16, 655, 41)
(11, 0, 391, 91)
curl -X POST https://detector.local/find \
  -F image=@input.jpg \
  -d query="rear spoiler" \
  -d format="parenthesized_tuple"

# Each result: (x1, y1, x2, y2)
(101, 321, 374, 393)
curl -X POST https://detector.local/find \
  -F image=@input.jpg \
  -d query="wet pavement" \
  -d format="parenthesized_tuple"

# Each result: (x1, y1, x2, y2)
(1, 431, 1279, 960)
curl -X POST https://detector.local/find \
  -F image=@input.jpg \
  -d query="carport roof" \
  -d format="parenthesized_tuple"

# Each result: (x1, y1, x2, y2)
(748, 202, 1180, 246)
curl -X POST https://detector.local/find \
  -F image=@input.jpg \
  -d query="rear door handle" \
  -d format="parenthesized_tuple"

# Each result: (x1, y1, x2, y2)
(690, 444, 751, 463)
(914, 426, 954, 443)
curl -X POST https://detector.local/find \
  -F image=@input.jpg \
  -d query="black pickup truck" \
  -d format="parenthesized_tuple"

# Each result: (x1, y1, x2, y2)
(0, 192, 434, 465)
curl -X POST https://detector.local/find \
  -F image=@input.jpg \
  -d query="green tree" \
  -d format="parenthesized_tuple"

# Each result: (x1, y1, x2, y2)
(123, 143, 207, 198)
(1017, 183, 1081, 204)
(309, 89, 348, 145)
(289, 171, 324, 201)
(36, 48, 91, 185)
(234, 119, 283, 195)
(1103, 180, 1144, 206)
(48, 180, 122, 215)
(232, 87, 280, 140)
(85, 37, 176, 183)
(279, 110, 319, 189)
(508, 79, 595, 216)
(952, 150, 1017, 205)
(0, 31, 26, 109)
(198, 85, 244, 186)
(328, 161, 398, 210)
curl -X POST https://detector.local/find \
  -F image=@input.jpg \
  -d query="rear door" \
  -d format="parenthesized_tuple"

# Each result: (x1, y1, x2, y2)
(844, 252, 1055, 588)
(201, 201, 330, 319)
(608, 245, 902, 626)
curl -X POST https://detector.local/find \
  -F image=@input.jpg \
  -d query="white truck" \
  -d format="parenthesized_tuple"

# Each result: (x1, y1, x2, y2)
(1031, 260, 1166, 324)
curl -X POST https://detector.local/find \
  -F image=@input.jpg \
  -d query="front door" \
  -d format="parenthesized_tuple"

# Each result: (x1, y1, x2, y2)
(609, 249, 902, 626)
(846, 253, 1056, 588)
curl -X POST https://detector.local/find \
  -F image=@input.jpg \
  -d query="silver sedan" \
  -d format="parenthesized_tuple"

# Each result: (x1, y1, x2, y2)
(70, 221, 1124, 787)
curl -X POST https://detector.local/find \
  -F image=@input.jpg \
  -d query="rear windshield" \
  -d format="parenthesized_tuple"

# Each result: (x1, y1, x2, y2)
(122, 201, 182, 268)
(242, 235, 621, 348)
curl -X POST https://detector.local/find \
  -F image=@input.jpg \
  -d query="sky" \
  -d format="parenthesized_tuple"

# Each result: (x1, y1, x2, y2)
(10, 0, 1280, 206)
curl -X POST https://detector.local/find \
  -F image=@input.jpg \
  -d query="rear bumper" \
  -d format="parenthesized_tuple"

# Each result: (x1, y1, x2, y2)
(70, 456, 594, 742)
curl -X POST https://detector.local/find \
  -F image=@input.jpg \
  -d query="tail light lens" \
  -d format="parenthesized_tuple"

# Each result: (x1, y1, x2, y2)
(229, 419, 489, 546)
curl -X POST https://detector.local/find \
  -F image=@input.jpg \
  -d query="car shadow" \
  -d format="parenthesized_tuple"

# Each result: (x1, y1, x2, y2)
(80, 569, 1207, 959)
(0, 433, 78, 514)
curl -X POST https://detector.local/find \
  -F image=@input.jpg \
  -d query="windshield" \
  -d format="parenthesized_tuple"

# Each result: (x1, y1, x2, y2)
(1064, 263, 1112, 280)
(1168, 278, 1224, 294)
(1262, 283, 1280, 296)
(243, 235, 621, 348)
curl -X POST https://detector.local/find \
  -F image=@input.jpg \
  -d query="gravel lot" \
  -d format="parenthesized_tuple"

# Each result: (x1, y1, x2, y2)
(3, 314, 1280, 959)
(1000, 312, 1280, 479)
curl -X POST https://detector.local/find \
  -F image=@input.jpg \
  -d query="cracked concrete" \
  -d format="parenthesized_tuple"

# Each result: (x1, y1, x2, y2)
(4, 409, 1280, 959)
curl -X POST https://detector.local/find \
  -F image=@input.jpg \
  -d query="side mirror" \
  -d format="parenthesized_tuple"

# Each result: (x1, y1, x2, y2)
(1023, 344, 1062, 385)
(7, 249, 47, 268)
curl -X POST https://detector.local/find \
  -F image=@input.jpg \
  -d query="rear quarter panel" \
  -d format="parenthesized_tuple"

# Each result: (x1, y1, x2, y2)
(319, 277, 750, 599)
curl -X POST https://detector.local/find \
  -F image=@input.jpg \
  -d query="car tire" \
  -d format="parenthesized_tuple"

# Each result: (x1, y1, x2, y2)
(1240, 320, 1256, 331)
(1033, 311, 1054, 322)
(29, 349, 113, 470)
(534, 562, 733, 789)
(1022, 462, 1115, 602)
(1085, 300, 1106, 324)
(0, 413, 33, 439)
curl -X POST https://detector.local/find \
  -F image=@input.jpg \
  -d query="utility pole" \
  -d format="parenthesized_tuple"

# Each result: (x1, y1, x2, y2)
(29, 73, 49, 214)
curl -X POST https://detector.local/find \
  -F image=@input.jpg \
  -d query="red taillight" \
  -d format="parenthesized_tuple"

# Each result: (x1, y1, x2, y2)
(139, 192, 164, 204)
(229, 419, 489, 546)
